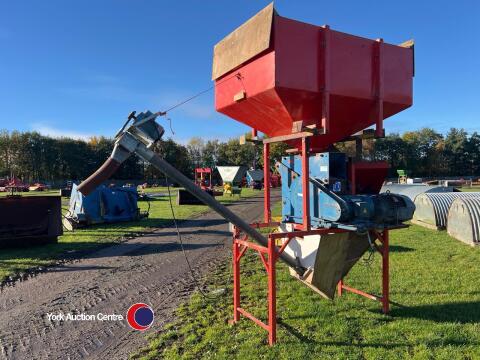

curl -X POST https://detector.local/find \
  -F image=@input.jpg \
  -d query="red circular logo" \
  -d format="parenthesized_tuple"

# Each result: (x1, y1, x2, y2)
(126, 303, 154, 331)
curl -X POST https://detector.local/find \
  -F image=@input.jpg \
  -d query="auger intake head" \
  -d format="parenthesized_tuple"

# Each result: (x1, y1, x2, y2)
(77, 110, 165, 195)
(118, 110, 165, 147)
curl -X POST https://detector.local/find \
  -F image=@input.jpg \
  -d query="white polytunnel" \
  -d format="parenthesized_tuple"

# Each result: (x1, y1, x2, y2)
(380, 184, 454, 201)
(413, 192, 480, 230)
(447, 197, 480, 246)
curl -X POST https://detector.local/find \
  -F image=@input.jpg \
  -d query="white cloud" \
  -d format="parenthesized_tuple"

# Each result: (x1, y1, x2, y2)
(31, 123, 95, 141)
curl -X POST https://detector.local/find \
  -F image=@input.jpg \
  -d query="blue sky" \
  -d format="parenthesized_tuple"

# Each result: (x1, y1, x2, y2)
(0, 1, 478, 142)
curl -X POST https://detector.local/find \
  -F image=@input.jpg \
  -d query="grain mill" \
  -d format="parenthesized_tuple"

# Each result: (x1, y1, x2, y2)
(213, 3, 415, 344)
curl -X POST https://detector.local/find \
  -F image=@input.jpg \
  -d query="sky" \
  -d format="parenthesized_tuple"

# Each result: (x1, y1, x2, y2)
(0, 0, 478, 143)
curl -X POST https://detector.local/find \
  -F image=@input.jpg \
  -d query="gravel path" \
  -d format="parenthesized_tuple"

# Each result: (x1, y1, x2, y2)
(0, 191, 278, 359)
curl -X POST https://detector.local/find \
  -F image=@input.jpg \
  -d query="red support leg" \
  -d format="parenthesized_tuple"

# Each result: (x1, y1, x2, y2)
(337, 279, 343, 297)
(233, 233, 240, 322)
(382, 230, 390, 314)
(301, 137, 310, 231)
(267, 235, 276, 345)
(263, 143, 271, 223)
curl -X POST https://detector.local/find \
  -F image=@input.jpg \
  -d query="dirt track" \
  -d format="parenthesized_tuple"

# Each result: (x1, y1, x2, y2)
(0, 191, 278, 360)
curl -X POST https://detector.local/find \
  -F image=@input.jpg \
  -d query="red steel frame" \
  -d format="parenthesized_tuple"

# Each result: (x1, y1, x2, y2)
(232, 222, 350, 345)
(231, 132, 391, 345)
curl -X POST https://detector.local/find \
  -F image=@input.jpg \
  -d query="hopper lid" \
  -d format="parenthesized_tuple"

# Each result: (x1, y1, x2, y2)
(212, 3, 276, 80)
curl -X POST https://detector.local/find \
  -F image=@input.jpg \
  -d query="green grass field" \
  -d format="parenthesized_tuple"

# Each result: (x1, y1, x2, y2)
(0, 187, 259, 282)
(136, 206, 480, 359)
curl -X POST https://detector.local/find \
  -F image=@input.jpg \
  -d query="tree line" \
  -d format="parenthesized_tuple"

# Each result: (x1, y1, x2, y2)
(0, 127, 478, 184)
(343, 128, 480, 178)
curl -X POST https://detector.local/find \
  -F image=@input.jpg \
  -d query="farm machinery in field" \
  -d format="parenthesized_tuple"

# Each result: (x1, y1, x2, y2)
(177, 167, 223, 205)
(76, 3, 415, 345)
(217, 166, 246, 196)
(63, 184, 148, 230)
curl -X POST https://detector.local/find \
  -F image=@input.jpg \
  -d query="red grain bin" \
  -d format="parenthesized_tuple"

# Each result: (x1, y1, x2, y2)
(213, 3, 414, 151)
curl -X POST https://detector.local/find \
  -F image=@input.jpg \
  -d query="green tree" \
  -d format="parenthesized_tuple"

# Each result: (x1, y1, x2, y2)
(203, 140, 221, 168)
(217, 137, 256, 168)
(186, 137, 205, 169)
(444, 128, 468, 176)
(401, 128, 443, 177)
(464, 132, 480, 176)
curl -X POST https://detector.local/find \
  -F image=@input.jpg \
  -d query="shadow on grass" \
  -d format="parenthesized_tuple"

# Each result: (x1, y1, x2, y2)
(390, 301, 480, 324)
(278, 317, 480, 348)
(278, 318, 315, 344)
(388, 245, 414, 253)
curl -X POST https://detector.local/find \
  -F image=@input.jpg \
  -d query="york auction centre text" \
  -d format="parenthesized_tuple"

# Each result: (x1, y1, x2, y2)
(47, 312, 124, 321)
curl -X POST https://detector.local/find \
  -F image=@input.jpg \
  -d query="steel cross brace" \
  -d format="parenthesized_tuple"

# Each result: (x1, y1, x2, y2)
(337, 229, 390, 313)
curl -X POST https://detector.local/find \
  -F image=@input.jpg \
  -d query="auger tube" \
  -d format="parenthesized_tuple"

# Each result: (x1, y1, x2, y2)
(133, 143, 305, 275)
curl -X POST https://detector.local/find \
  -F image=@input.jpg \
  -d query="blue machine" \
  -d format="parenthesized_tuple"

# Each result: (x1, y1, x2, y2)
(64, 183, 147, 229)
(280, 152, 415, 231)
